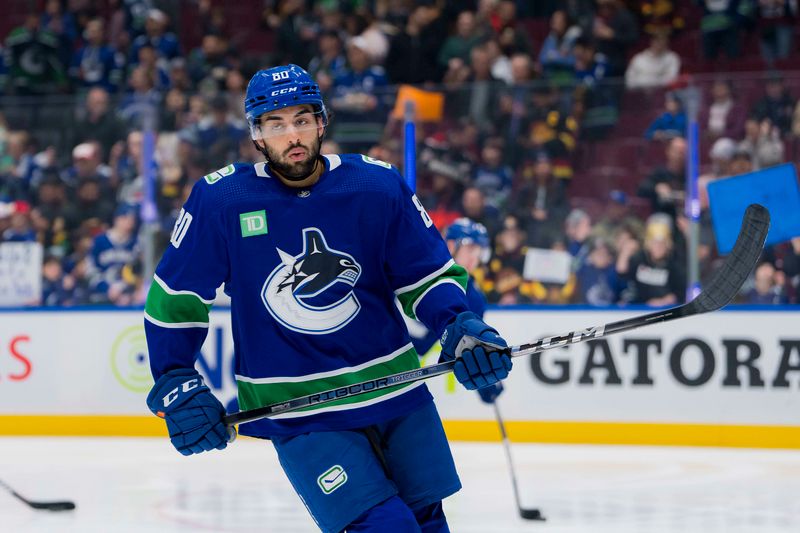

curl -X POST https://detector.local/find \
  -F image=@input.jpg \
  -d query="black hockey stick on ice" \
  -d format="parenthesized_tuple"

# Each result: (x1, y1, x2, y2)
(493, 402, 545, 521)
(224, 204, 770, 428)
(0, 478, 76, 511)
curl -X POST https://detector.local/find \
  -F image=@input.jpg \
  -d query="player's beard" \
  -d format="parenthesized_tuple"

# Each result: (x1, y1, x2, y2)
(265, 136, 322, 181)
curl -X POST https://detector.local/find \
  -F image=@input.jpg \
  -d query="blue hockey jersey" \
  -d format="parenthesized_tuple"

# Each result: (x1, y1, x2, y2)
(144, 154, 470, 438)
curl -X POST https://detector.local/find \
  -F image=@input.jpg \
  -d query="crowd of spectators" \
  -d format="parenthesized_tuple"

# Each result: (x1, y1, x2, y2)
(0, 0, 799, 308)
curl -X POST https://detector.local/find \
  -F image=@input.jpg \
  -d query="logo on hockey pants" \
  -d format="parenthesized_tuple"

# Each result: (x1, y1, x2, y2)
(261, 228, 361, 334)
(317, 465, 348, 494)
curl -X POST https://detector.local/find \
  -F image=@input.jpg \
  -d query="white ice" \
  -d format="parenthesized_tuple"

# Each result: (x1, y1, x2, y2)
(1, 437, 799, 532)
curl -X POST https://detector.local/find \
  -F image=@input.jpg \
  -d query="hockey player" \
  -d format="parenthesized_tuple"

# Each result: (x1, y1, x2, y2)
(408, 217, 504, 404)
(144, 64, 512, 532)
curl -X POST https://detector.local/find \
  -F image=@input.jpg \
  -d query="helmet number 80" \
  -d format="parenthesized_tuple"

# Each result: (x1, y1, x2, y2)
(272, 71, 290, 81)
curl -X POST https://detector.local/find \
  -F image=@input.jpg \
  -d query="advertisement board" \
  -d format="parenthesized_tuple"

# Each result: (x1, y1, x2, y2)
(0, 307, 798, 447)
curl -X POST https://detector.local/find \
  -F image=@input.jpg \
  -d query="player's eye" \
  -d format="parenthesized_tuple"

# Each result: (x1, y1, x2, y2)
(295, 118, 309, 127)
(269, 123, 285, 132)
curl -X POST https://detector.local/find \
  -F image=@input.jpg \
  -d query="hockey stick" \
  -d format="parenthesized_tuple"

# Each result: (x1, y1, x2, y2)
(0, 478, 76, 511)
(224, 204, 769, 428)
(493, 402, 545, 521)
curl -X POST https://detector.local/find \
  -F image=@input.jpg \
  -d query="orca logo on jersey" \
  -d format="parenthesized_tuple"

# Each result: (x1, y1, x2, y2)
(261, 228, 362, 334)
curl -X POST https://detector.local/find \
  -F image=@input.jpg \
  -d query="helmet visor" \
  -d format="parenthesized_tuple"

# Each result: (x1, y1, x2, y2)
(248, 108, 326, 141)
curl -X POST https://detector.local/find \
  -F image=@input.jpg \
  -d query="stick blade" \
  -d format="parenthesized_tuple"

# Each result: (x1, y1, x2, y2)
(520, 508, 546, 521)
(28, 500, 76, 511)
(691, 203, 770, 313)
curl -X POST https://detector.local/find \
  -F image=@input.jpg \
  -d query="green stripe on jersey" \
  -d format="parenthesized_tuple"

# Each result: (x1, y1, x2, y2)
(237, 346, 420, 414)
(396, 263, 468, 320)
(144, 279, 212, 325)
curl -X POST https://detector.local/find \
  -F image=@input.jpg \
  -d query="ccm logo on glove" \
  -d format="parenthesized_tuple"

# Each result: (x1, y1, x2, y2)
(163, 378, 201, 408)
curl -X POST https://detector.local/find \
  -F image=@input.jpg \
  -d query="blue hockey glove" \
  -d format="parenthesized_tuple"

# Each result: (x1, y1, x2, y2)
(440, 311, 512, 390)
(477, 382, 504, 404)
(146, 368, 230, 456)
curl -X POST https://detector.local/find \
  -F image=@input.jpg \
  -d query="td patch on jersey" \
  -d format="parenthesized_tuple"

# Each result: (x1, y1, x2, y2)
(261, 228, 362, 334)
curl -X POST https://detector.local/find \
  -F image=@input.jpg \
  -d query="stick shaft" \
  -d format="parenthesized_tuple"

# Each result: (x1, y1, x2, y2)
(224, 303, 692, 426)
(494, 403, 523, 509)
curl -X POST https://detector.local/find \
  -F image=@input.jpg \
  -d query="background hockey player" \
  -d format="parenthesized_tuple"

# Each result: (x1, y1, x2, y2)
(408, 217, 504, 405)
(143, 64, 512, 532)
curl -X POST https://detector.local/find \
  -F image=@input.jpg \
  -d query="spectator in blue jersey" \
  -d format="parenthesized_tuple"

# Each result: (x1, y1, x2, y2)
(70, 18, 123, 93)
(118, 66, 162, 129)
(144, 64, 512, 533)
(41, 254, 75, 306)
(135, 43, 171, 92)
(307, 30, 347, 94)
(87, 203, 139, 304)
(329, 36, 389, 151)
(40, 0, 78, 68)
(538, 10, 580, 82)
(129, 9, 180, 64)
(190, 95, 248, 170)
(644, 91, 687, 141)
(575, 237, 624, 306)
(472, 137, 513, 210)
(571, 36, 617, 139)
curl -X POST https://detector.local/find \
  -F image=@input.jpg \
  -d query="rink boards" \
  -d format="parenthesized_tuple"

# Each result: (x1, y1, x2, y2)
(0, 307, 798, 448)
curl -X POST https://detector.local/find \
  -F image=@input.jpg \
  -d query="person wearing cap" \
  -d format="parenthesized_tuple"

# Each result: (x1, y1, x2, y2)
(329, 35, 390, 152)
(1, 201, 36, 242)
(130, 8, 180, 63)
(331, 35, 388, 112)
(71, 142, 109, 182)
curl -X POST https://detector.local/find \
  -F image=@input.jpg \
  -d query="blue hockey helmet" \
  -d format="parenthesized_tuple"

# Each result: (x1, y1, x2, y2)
(244, 64, 328, 140)
(445, 217, 491, 263)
